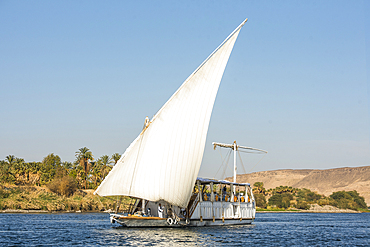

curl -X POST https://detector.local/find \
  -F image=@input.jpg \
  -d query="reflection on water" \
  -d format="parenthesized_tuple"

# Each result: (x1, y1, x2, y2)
(0, 213, 369, 246)
(102, 224, 255, 246)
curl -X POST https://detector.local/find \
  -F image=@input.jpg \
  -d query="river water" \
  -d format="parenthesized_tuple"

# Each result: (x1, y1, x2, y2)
(0, 212, 369, 246)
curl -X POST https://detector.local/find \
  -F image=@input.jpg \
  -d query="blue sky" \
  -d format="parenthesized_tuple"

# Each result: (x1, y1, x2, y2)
(1, 1, 369, 179)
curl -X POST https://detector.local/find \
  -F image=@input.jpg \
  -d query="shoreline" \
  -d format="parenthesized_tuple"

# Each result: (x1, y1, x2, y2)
(257, 210, 362, 213)
(0, 209, 110, 214)
(2, 209, 366, 214)
(257, 204, 365, 213)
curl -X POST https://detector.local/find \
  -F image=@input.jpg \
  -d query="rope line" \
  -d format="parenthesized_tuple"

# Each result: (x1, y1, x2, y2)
(247, 153, 267, 173)
(213, 144, 267, 179)
(237, 151, 247, 175)
(214, 149, 232, 178)
(213, 147, 225, 178)
(221, 150, 233, 179)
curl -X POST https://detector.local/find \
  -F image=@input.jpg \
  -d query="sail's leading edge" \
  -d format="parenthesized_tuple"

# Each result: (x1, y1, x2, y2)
(95, 19, 247, 208)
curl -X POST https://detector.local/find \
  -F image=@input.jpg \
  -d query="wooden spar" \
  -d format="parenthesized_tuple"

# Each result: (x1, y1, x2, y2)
(212, 141, 267, 188)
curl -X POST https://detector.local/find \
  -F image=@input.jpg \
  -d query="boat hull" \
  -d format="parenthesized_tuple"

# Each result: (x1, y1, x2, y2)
(110, 214, 254, 227)
(188, 218, 254, 226)
(110, 214, 186, 227)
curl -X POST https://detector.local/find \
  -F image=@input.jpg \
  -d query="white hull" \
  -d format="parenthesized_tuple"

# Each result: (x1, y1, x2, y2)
(192, 201, 256, 219)
(189, 218, 254, 226)
(110, 200, 256, 228)
(111, 215, 185, 228)
(111, 214, 254, 228)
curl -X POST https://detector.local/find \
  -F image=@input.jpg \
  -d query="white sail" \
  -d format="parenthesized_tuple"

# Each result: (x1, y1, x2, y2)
(95, 19, 247, 208)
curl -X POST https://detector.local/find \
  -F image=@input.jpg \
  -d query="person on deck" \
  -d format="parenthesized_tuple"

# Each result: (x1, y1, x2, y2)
(158, 204, 163, 218)
(167, 207, 173, 218)
(223, 185, 227, 200)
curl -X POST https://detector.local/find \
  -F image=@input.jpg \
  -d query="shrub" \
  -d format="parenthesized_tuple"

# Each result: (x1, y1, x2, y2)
(254, 193, 267, 208)
(296, 201, 310, 210)
(47, 176, 77, 197)
(0, 188, 10, 199)
(318, 198, 330, 206)
(306, 192, 321, 202)
(268, 193, 293, 209)
(329, 190, 367, 210)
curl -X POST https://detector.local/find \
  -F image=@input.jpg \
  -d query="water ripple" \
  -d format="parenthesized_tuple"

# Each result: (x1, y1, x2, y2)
(0, 213, 369, 246)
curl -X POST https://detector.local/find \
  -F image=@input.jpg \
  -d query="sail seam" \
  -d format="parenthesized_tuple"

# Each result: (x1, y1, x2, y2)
(128, 132, 145, 195)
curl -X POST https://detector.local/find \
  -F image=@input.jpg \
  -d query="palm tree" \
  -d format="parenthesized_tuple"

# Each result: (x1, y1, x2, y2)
(99, 155, 113, 180)
(27, 162, 41, 185)
(0, 160, 15, 184)
(91, 160, 102, 187)
(75, 165, 85, 189)
(100, 155, 112, 166)
(62, 161, 73, 170)
(5, 155, 16, 165)
(8, 157, 25, 185)
(111, 153, 121, 165)
(75, 147, 94, 189)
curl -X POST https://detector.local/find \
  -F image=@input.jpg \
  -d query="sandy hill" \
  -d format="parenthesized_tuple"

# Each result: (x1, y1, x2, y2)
(226, 166, 370, 205)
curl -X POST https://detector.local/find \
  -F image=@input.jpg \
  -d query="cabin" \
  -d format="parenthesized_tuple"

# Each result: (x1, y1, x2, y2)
(124, 178, 256, 226)
(188, 178, 256, 223)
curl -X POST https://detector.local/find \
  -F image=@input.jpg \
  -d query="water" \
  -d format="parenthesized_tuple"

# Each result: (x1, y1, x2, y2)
(0, 212, 369, 246)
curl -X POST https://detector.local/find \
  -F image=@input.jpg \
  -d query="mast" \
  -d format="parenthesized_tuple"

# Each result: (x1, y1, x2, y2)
(233, 141, 237, 183)
(213, 141, 267, 194)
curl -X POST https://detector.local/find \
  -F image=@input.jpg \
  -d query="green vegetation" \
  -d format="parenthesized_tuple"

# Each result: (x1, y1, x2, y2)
(111, 153, 121, 165)
(0, 185, 132, 212)
(253, 182, 266, 195)
(253, 182, 267, 208)
(254, 193, 267, 208)
(329, 191, 367, 211)
(253, 182, 368, 211)
(0, 148, 121, 190)
(268, 193, 293, 209)
(75, 147, 94, 189)
(2, 149, 368, 213)
(47, 176, 77, 197)
(0, 148, 123, 211)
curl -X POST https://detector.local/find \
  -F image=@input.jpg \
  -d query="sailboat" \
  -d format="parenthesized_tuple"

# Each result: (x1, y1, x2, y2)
(94, 18, 265, 227)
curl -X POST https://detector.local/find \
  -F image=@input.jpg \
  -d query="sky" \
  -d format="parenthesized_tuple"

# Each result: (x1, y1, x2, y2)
(1, 1, 369, 179)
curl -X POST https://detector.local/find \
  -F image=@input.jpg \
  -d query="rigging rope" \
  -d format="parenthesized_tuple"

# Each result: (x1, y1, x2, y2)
(214, 145, 267, 179)
(214, 148, 232, 179)
(221, 150, 233, 179)
(213, 149, 224, 178)
(237, 150, 247, 175)
(247, 152, 267, 173)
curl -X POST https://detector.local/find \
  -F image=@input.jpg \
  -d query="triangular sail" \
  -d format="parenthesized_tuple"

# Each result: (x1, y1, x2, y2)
(95, 19, 247, 208)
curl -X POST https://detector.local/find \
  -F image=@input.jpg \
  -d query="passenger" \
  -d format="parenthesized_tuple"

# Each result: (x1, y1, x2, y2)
(180, 208, 186, 217)
(167, 207, 173, 218)
(158, 204, 163, 218)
